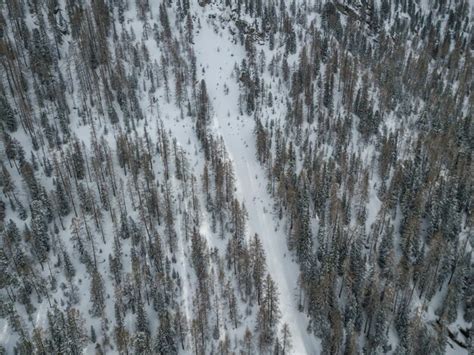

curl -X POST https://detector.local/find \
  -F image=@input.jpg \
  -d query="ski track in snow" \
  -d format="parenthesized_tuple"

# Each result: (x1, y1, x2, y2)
(192, 8, 320, 354)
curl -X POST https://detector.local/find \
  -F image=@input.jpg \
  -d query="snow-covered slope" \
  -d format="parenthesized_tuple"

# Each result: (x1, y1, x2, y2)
(0, 0, 471, 354)
(192, 10, 319, 352)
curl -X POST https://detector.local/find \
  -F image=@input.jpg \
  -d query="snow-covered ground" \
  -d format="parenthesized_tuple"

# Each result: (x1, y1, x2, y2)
(129, 2, 320, 351)
(190, 6, 320, 353)
(1, 1, 470, 354)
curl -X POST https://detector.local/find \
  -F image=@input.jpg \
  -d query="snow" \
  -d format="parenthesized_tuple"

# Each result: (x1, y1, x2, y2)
(1, 1, 470, 354)
(190, 5, 320, 353)
(142, 2, 321, 352)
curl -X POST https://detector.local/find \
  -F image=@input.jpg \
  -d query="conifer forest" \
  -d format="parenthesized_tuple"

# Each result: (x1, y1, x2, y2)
(0, 0, 472, 354)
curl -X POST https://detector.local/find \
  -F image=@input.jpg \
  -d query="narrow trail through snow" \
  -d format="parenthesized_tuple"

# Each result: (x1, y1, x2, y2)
(193, 10, 320, 354)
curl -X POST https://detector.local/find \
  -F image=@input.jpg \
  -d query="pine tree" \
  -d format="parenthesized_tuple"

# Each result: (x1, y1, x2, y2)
(90, 268, 105, 317)
(134, 331, 151, 354)
(55, 180, 70, 217)
(154, 311, 177, 355)
(63, 251, 76, 281)
(196, 79, 210, 148)
(0, 248, 15, 293)
(136, 296, 150, 338)
(378, 224, 395, 278)
(30, 200, 50, 263)
(191, 228, 208, 291)
(0, 96, 17, 132)
(250, 233, 266, 305)
(348, 236, 365, 298)
(295, 177, 313, 274)
(65, 308, 87, 354)
(72, 139, 86, 180)
(280, 323, 292, 355)
(256, 273, 281, 351)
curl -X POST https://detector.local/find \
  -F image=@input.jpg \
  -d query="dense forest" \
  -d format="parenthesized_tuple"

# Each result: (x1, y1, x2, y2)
(0, 0, 472, 354)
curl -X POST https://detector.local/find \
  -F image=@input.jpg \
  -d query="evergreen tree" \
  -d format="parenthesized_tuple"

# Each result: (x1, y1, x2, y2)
(0, 96, 17, 132)
(55, 180, 70, 217)
(90, 268, 105, 317)
(256, 274, 281, 351)
(250, 234, 266, 305)
(30, 200, 50, 263)
(154, 312, 177, 355)
(280, 323, 292, 355)
(196, 79, 210, 146)
(294, 177, 313, 274)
